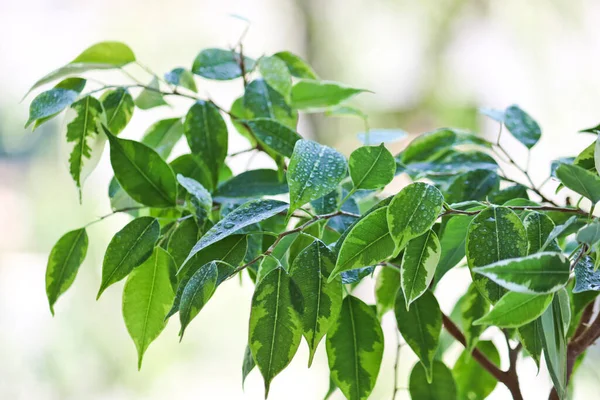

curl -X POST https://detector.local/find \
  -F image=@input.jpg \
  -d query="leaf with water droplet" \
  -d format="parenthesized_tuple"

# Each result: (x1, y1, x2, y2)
(191, 48, 255, 80)
(504, 105, 541, 149)
(245, 118, 302, 158)
(349, 144, 396, 190)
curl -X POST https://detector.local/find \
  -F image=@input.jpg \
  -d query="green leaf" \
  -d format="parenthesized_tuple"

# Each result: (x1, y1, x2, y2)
(434, 213, 475, 284)
(374, 265, 400, 317)
(331, 207, 395, 278)
(185, 199, 288, 264)
(401, 230, 441, 308)
(249, 267, 303, 397)
(453, 341, 499, 400)
(101, 88, 134, 134)
(65, 96, 105, 198)
(444, 169, 499, 204)
(387, 182, 444, 253)
(349, 144, 395, 190)
(399, 128, 458, 164)
(192, 48, 255, 80)
(556, 163, 600, 204)
(473, 252, 570, 294)
(164, 67, 197, 92)
(29, 78, 87, 129)
(258, 56, 293, 101)
(98, 216, 160, 298)
(326, 295, 384, 400)
(289, 240, 343, 366)
(357, 129, 408, 145)
(577, 221, 600, 246)
(215, 169, 288, 199)
(291, 79, 368, 110)
(244, 79, 297, 129)
(26, 88, 79, 128)
(245, 118, 302, 158)
(45, 228, 88, 315)
(474, 291, 553, 328)
(574, 254, 600, 293)
(170, 154, 214, 192)
(179, 261, 218, 338)
(409, 361, 457, 400)
(504, 105, 541, 149)
(167, 217, 201, 267)
(105, 126, 178, 207)
(140, 118, 184, 159)
(177, 174, 212, 215)
(524, 212, 560, 253)
(541, 289, 569, 399)
(466, 206, 528, 303)
(242, 344, 256, 388)
(288, 140, 347, 214)
(518, 318, 543, 369)
(274, 51, 318, 79)
(395, 289, 441, 380)
(461, 283, 489, 351)
(122, 247, 175, 369)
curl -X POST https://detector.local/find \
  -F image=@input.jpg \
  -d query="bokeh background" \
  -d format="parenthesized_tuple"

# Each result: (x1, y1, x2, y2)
(2, 0, 600, 399)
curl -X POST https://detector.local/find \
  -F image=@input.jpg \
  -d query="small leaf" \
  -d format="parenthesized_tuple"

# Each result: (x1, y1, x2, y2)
(474, 292, 553, 328)
(556, 163, 600, 204)
(409, 361, 457, 400)
(274, 51, 318, 79)
(215, 169, 288, 199)
(244, 79, 297, 129)
(191, 48, 255, 80)
(479, 107, 505, 123)
(29, 78, 87, 129)
(434, 213, 476, 284)
(242, 344, 256, 388)
(98, 217, 160, 298)
(387, 182, 444, 253)
(105, 126, 178, 207)
(401, 230, 441, 308)
(395, 289, 441, 380)
(331, 207, 395, 278)
(26, 88, 79, 128)
(576, 221, 600, 246)
(504, 105, 541, 149)
(101, 88, 134, 134)
(122, 247, 175, 369)
(179, 261, 218, 338)
(288, 140, 347, 214)
(461, 283, 489, 351)
(524, 212, 560, 253)
(291, 79, 369, 110)
(245, 118, 302, 158)
(258, 56, 292, 101)
(164, 67, 197, 92)
(574, 254, 600, 293)
(135, 77, 168, 109)
(249, 267, 303, 397)
(326, 295, 384, 400)
(453, 341, 499, 400)
(289, 240, 343, 366)
(374, 265, 400, 317)
(45, 228, 88, 315)
(518, 318, 543, 369)
(444, 169, 499, 204)
(177, 174, 212, 214)
(540, 289, 569, 399)
(349, 144, 396, 190)
(357, 129, 408, 145)
(140, 118, 184, 159)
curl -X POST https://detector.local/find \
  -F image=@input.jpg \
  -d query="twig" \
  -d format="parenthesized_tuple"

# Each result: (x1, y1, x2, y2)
(84, 206, 148, 228)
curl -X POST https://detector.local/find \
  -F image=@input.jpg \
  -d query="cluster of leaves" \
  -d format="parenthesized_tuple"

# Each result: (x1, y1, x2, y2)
(27, 39, 600, 400)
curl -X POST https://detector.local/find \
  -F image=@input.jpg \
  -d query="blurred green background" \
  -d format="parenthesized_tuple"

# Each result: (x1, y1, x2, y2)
(2, 0, 600, 399)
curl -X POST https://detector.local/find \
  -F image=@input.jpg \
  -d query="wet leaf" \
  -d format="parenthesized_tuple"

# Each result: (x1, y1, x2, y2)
(192, 48, 255, 80)
(349, 144, 395, 190)
(401, 229, 441, 308)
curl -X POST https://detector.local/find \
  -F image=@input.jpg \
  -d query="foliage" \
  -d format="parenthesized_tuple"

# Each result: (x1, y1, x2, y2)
(25, 38, 600, 400)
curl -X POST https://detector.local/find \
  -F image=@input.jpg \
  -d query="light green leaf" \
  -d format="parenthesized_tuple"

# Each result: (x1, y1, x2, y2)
(466, 206, 528, 303)
(289, 240, 343, 366)
(249, 267, 303, 397)
(245, 118, 302, 158)
(167, 217, 201, 267)
(577, 221, 600, 246)
(98, 216, 160, 298)
(140, 118, 184, 159)
(288, 139, 347, 214)
(374, 265, 400, 317)
(215, 169, 288, 199)
(105, 127, 178, 207)
(244, 79, 297, 129)
(399, 128, 457, 164)
(45, 228, 88, 315)
(504, 105, 541, 149)
(291, 79, 369, 111)
(473, 252, 570, 294)
(274, 51, 318, 79)
(395, 289, 441, 380)
(258, 56, 293, 101)
(518, 318, 543, 369)
(135, 77, 168, 110)
(453, 341, 499, 400)
(387, 182, 444, 253)
(164, 67, 197, 92)
(122, 247, 175, 369)
(326, 295, 384, 400)
(179, 261, 218, 338)
(192, 48, 255, 80)
(541, 289, 569, 399)
(524, 212, 560, 253)
(26, 88, 79, 128)
(357, 129, 408, 145)
(349, 144, 395, 190)
(101, 88, 134, 134)
(461, 283, 489, 351)
(474, 292, 553, 328)
(401, 230, 441, 308)
(331, 207, 395, 279)
(409, 361, 457, 400)
(556, 163, 600, 204)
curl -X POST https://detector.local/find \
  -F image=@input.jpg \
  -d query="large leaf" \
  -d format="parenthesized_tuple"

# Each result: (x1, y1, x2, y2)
(395, 289, 441, 380)
(541, 289, 569, 399)
(474, 291, 553, 328)
(408, 360, 456, 400)
(524, 211, 560, 253)
(326, 295, 384, 400)
(466, 206, 528, 303)
(98, 217, 160, 298)
(215, 169, 288, 199)
(453, 341, 499, 400)
(184, 199, 288, 264)
(331, 207, 395, 278)
(401, 230, 441, 308)
(374, 265, 401, 317)
(473, 252, 570, 294)
(184, 100, 228, 187)
(191, 48, 255, 80)
(287, 139, 347, 214)
(249, 267, 303, 397)
(179, 261, 218, 338)
(245, 118, 302, 158)
(258, 56, 293, 101)
(122, 247, 175, 369)
(289, 240, 343, 366)
(100, 88, 134, 134)
(555, 163, 600, 204)
(45, 228, 88, 315)
(105, 127, 178, 207)
(387, 182, 444, 253)
(348, 144, 396, 190)
(140, 118, 183, 159)
(460, 283, 489, 351)
(291, 79, 368, 110)
(244, 79, 297, 128)
(274, 51, 318, 79)
(503, 105, 541, 149)
(170, 154, 214, 192)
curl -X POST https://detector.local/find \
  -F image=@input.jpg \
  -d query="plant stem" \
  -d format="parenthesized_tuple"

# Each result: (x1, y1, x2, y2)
(392, 331, 402, 400)
(84, 206, 148, 228)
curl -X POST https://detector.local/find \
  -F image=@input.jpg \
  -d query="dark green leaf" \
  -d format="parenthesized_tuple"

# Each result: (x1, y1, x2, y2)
(434, 213, 475, 284)
(141, 118, 184, 159)
(244, 79, 297, 128)
(374, 265, 400, 317)
(192, 48, 255, 80)
(453, 341, 499, 400)
(399, 128, 457, 164)
(444, 169, 499, 204)
(409, 361, 457, 400)
(26, 88, 79, 128)
(170, 154, 213, 192)
(504, 105, 541, 149)
(164, 67, 197, 92)
(101, 88, 134, 134)
(245, 118, 302, 158)
(167, 217, 201, 267)
(29, 78, 87, 129)
(401, 230, 441, 308)
(179, 261, 218, 338)
(460, 283, 489, 351)
(242, 344, 256, 388)
(518, 319, 543, 369)
(349, 144, 395, 190)
(274, 51, 318, 79)
(556, 163, 600, 204)
(291, 79, 368, 110)
(474, 292, 553, 328)
(215, 169, 288, 199)
(135, 77, 168, 109)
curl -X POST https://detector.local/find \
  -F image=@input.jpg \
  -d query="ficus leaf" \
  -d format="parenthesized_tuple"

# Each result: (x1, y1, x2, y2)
(100, 87, 134, 135)
(409, 360, 457, 400)
(258, 56, 293, 101)
(246, 118, 302, 158)
(374, 265, 400, 318)
(555, 163, 600, 204)
(26, 88, 79, 128)
(573, 254, 600, 293)
(179, 261, 219, 338)
(164, 67, 197, 92)
(503, 105, 541, 149)
(474, 291, 553, 328)
(192, 48, 255, 80)
(167, 217, 201, 267)
(524, 211, 560, 253)
(140, 118, 184, 159)
(460, 283, 489, 351)
(135, 77, 168, 109)
(215, 169, 288, 199)
(401, 229, 441, 308)
(244, 79, 297, 129)
(540, 289, 569, 399)
(576, 221, 600, 246)
(453, 341, 499, 400)
(291, 79, 369, 111)
(348, 144, 396, 190)
(434, 213, 477, 284)
(177, 174, 212, 215)
(517, 318, 543, 370)
(242, 344, 256, 388)
(273, 51, 318, 79)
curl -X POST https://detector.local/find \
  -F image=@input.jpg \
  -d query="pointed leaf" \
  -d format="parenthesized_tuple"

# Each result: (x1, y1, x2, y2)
(191, 48, 255, 80)
(242, 344, 256, 388)
(177, 174, 212, 214)
(474, 292, 553, 328)
(409, 360, 457, 400)
(401, 230, 441, 307)
(541, 289, 569, 399)
(556, 163, 600, 204)
(26, 88, 79, 127)
(274, 51, 318, 79)
(460, 283, 489, 351)
(167, 217, 201, 267)
(503, 105, 541, 149)
(179, 261, 218, 337)
(291, 79, 368, 110)
(435, 213, 475, 284)
(246, 118, 302, 158)
(244, 79, 297, 128)
(524, 211, 559, 253)
(349, 144, 395, 190)
(517, 318, 543, 369)
(101, 88, 134, 134)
